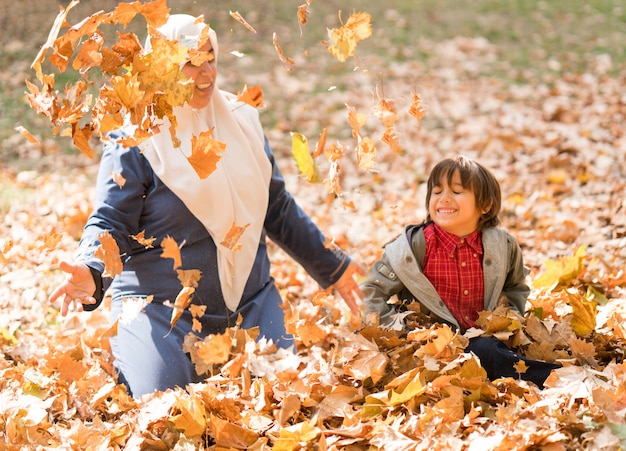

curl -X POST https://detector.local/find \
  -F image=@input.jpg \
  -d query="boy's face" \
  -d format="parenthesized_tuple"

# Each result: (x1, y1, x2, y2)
(428, 169, 482, 237)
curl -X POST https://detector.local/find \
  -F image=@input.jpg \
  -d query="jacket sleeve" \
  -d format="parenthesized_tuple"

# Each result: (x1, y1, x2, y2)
(262, 138, 350, 288)
(74, 136, 152, 310)
(360, 250, 407, 326)
(502, 233, 530, 315)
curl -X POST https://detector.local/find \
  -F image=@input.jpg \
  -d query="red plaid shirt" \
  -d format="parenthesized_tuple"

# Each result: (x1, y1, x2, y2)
(422, 223, 484, 330)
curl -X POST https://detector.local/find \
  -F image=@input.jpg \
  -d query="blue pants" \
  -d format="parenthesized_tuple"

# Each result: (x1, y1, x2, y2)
(109, 281, 293, 398)
(466, 336, 561, 389)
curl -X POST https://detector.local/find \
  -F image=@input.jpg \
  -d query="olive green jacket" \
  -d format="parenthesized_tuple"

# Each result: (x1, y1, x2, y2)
(361, 223, 530, 330)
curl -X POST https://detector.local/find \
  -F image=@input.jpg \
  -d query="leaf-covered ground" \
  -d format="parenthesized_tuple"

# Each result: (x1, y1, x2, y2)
(1, 3, 626, 450)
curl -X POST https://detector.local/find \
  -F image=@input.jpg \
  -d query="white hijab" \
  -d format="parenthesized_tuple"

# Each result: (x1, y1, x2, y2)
(139, 14, 271, 311)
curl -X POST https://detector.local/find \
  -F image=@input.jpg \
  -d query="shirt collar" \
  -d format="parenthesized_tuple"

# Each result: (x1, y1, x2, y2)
(432, 223, 483, 256)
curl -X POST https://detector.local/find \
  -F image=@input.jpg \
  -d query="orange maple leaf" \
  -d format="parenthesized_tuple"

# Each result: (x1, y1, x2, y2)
(188, 128, 226, 179)
(161, 235, 183, 270)
(327, 11, 372, 62)
(237, 85, 264, 108)
(221, 223, 250, 251)
(409, 92, 426, 122)
(94, 231, 123, 277)
(130, 230, 156, 248)
(167, 286, 195, 330)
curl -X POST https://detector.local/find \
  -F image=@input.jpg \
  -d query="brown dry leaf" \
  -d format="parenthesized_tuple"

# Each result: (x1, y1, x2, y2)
(94, 231, 123, 277)
(208, 413, 259, 449)
(237, 84, 264, 108)
(272, 32, 295, 67)
(297, 4, 310, 26)
(327, 11, 372, 62)
(570, 337, 599, 366)
(160, 235, 183, 270)
(220, 222, 250, 251)
(188, 128, 225, 179)
(130, 230, 156, 248)
(229, 11, 257, 33)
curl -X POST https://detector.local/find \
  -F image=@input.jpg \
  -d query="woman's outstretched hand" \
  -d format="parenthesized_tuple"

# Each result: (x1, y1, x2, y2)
(333, 260, 366, 315)
(48, 261, 97, 316)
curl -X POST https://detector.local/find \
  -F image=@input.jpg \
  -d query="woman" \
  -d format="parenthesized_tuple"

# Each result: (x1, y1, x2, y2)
(48, 14, 364, 397)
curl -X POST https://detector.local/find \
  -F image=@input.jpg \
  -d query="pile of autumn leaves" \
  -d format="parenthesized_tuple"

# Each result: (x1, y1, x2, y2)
(1, 243, 625, 449)
(4, 0, 626, 449)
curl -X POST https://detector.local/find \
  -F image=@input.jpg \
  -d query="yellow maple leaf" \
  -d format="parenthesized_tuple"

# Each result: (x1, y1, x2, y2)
(94, 231, 123, 277)
(291, 132, 320, 183)
(567, 289, 597, 338)
(188, 128, 226, 179)
(327, 11, 372, 62)
(160, 235, 183, 270)
(532, 244, 586, 290)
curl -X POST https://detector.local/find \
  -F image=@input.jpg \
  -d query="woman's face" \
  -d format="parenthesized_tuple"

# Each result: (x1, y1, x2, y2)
(181, 42, 216, 109)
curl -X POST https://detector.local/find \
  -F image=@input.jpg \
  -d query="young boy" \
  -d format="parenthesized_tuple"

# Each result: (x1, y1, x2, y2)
(360, 155, 561, 388)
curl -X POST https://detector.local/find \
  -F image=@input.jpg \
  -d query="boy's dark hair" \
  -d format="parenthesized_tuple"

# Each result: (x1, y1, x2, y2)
(425, 155, 501, 230)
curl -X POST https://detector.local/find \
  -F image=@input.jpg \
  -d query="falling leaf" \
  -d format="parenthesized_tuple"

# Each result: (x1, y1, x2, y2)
(15, 125, 39, 144)
(327, 11, 372, 62)
(118, 295, 151, 325)
(167, 286, 195, 330)
(196, 333, 232, 366)
(161, 235, 183, 270)
(229, 11, 257, 33)
(237, 84, 264, 108)
(409, 92, 426, 122)
(356, 136, 376, 171)
(111, 171, 126, 188)
(220, 223, 250, 251)
(272, 33, 295, 67)
(94, 230, 123, 277)
(291, 132, 321, 183)
(188, 128, 226, 179)
(313, 127, 327, 158)
(297, 4, 310, 26)
(346, 103, 367, 139)
(130, 230, 156, 248)
(177, 269, 202, 288)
